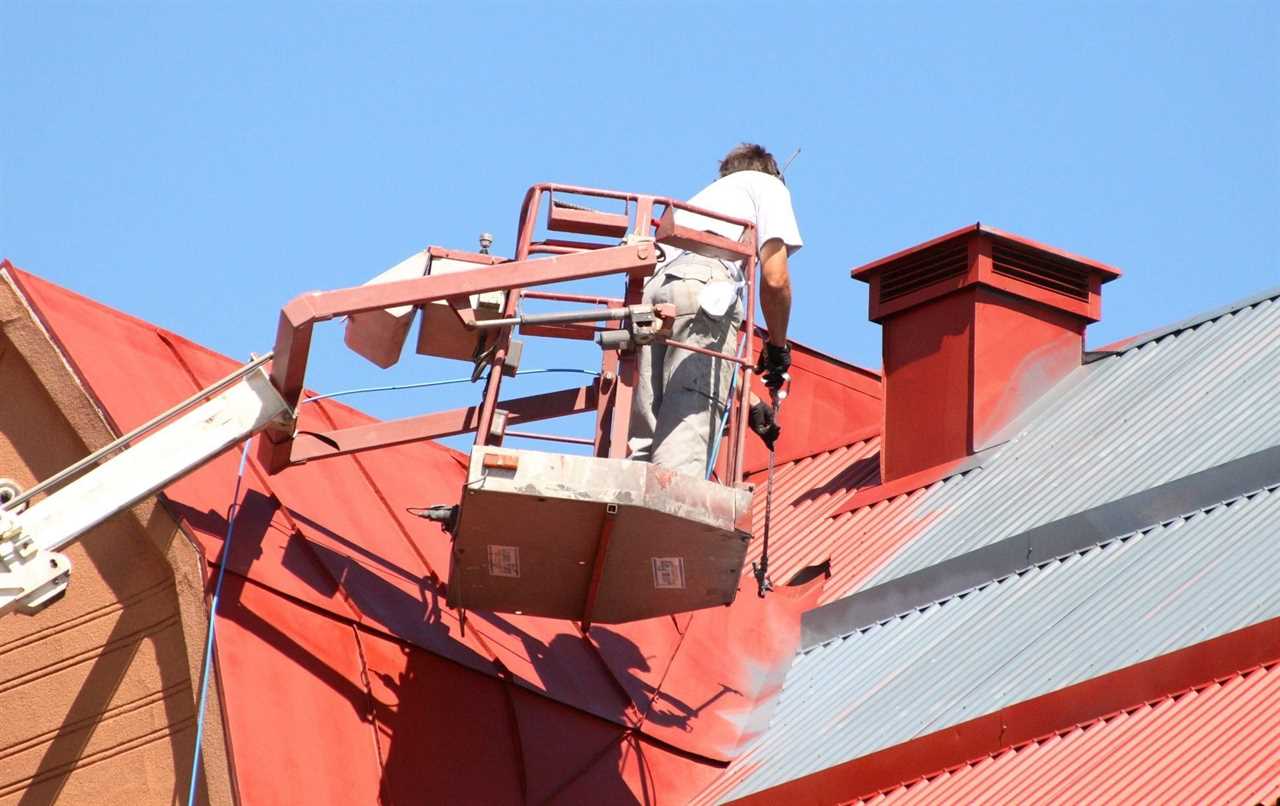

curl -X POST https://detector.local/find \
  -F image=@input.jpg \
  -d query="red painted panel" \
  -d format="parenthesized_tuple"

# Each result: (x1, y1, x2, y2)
(554, 731, 727, 806)
(642, 574, 827, 760)
(507, 687, 631, 804)
(729, 333, 881, 477)
(360, 630, 527, 805)
(588, 564, 827, 763)
(213, 575, 384, 806)
(970, 289, 1084, 451)
(880, 289, 975, 481)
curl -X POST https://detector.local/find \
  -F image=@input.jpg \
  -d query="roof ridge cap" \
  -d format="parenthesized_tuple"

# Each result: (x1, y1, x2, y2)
(1087, 284, 1280, 360)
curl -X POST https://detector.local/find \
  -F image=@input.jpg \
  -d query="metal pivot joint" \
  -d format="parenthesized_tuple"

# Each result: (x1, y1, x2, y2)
(0, 506, 72, 616)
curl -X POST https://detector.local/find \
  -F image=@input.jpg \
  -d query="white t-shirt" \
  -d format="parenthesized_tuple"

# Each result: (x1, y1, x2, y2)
(671, 170, 804, 261)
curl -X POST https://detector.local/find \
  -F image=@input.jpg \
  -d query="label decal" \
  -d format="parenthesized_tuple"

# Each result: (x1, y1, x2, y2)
(651, 557, 686, 590)
(488, 545, 521, 578)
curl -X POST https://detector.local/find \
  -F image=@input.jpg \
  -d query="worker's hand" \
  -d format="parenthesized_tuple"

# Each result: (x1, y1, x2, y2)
(755, 342, 791, 392)
(749, 401, 781, 450)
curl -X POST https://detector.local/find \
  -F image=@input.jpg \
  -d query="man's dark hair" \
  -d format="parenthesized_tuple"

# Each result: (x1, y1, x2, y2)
(719, 143, 782, 179)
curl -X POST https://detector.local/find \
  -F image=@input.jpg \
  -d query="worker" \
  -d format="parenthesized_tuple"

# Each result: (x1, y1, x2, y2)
(629, 143, 802, 477)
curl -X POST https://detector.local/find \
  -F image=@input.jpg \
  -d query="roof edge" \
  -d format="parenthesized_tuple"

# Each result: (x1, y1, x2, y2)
(6, 263, 467, 464)
(753, 325, 882, 394)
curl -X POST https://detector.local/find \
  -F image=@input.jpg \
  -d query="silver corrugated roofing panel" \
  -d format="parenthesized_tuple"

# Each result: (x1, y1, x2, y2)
(860, 291, 1280, 590)
(719, 483, 1280, 801)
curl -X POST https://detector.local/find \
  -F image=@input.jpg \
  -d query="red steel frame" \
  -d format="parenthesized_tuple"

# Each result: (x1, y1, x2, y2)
(258, 182, 760, 487)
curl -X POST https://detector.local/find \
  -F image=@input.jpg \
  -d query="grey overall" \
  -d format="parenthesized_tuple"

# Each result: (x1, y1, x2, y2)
(628, 252, 743, 477)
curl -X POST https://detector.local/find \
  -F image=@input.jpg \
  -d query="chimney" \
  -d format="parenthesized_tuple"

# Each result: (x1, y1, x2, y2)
(852, 224, 1120, 483)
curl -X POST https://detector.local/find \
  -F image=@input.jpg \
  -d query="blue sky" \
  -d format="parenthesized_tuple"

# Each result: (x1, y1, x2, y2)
(2, 2, 1277, 437)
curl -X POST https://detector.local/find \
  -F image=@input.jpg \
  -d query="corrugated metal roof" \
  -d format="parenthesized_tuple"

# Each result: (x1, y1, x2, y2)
(742, 439, 882, 598)
(736, 290, 1280, 614)
(719, 482, 1280, 800)
(860, 661, 1280, 804)
(858, 290, 1280, 589)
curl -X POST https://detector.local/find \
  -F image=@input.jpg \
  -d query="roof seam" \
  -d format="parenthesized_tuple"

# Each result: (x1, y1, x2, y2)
(807, 479, 1280, 651)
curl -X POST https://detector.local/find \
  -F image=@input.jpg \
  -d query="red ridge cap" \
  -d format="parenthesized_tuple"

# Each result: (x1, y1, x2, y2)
(726, 614, 1280, 806)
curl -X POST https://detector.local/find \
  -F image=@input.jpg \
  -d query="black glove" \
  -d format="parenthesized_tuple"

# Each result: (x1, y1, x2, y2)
(749, 401, 781, 450)
(756, 342, 791, 392)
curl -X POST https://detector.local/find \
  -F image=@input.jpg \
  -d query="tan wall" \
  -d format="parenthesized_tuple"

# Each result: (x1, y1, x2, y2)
(0, 273, 234, 806)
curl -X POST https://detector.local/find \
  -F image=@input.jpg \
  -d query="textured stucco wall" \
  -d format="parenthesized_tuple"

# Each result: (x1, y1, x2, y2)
(0, 270, 234, 805)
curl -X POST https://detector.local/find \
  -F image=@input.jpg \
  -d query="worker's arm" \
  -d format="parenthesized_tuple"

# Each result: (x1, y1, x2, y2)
(758, 238, 791, 346)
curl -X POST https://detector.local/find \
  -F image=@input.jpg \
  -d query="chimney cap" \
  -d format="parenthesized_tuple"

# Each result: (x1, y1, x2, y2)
(851, 223, 1122, 324)
(851, 223, 1122, 283)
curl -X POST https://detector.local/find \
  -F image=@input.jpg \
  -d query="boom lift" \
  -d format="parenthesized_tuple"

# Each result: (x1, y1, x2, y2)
(1, 184, 761, 626)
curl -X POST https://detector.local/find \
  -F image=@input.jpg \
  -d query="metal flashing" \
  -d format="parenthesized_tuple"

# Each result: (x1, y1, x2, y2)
(1085, 285, 1280, 362)
(802, 443, 1280, 649)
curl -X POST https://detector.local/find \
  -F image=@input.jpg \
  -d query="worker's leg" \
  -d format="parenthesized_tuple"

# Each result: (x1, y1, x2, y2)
(627, 273, 667, 462)
(649, 258, 742, 477)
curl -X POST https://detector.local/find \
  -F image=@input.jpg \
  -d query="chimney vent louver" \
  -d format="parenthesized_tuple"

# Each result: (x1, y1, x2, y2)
(991, 240, 1090, 301)
(878, 240, 969, 303)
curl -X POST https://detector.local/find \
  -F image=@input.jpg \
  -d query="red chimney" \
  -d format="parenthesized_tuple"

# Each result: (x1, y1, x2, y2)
(852, 224, 1121, 483)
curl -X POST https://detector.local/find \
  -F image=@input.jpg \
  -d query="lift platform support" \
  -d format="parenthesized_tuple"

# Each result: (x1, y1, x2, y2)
(0, 184, 761, 626)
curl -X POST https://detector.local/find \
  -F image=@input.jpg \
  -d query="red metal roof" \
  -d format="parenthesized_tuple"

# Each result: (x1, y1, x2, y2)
(740, 439, 977, 608)
(6, 265, 836, 802)
(18, 257, 1269, 804)
(858, 661, 1280, 805)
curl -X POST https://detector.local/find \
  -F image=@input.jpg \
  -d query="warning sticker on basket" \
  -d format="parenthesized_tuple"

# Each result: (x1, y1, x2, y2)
(651, 557, 686, 590)
(487, 545, 521, 578)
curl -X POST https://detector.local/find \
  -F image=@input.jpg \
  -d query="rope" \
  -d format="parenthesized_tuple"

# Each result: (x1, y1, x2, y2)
(186, 439, 251, 806)
(301, 367, 600, 405)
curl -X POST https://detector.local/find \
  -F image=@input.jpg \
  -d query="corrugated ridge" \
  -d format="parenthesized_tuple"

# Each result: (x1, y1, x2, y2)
(866, 662, 1280, 804)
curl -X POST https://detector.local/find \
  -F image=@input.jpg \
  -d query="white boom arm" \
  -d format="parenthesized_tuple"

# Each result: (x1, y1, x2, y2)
(0, 367, 289, 616)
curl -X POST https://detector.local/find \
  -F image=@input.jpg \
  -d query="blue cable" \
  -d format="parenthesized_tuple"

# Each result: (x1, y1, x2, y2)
(302, 367, 599, 404)
(706, 336, 749, 480)
(187, 440, 251, 806)
(181, 366, 599, 801)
